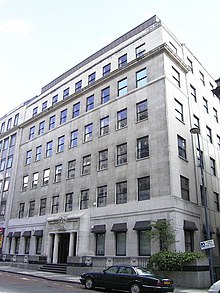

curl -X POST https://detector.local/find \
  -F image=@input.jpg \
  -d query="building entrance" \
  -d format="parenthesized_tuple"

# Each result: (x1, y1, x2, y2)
(58, 233, 70, 263)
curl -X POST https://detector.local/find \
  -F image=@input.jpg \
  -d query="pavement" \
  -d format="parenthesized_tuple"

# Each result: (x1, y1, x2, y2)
(0, 264, 209, 293)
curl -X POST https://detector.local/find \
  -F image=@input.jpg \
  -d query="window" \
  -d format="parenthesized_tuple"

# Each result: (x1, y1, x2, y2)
(97, 186, 107, 207)
(178, 135, 187, 159)
(184, 230, 194, 252)
(29, 126, 35, 140)
(14, 113, 19, 126)
(116, 232, 126, 256)
(203, 97, 208, 113)
(32, 107, 38, 117)
(116, 181, 127, 204)
(63, 87, 69, 99)
(206, 126, 212, 143)
(180, 176, 189, 201)
(193, 115, 200, 128)
(101, 86, 110, 104)
(75, 80, 82, 93)
(0, 141, 2, 152)
(136, 68, 147, 88)
(169, 41, 177, 53)
(3, 177, 9, 192)
(26, 150, 32, 165)
(199, 71, 205, 86)
(51, 195, 59, 214)
(38, 121, 45, 135)
(70, 130, 78, 148)
(82, 155, 91, 175)
(103, 63, 111, 76)
(175, 99, 183, 121)
(0, 201, 5, 216)
(39, 198, 47, 216)
(65, 193, 73, 212)
(73, 102, 80, 118)
(99, 149, 108, 170)
(172, 66, 180, 87)
(136, 43, 145, 58)
(136, 100, 148, 122)
(80, 190, 89, 209)
(57, 136, 65, 152)
(118, 78, 128, 97)
(3, 138, 9, 150)
(32, 172, 39, 189)
(137, 136, 149, 159)
(28, 200, 35, 217)
(100, 116, 109, 136)
(22, 175, 29, 191)
(187, 57, 193, 73)
(84, 123, 93, 142)
(35, 236, 42, 255)
(0, 122, 5, 134)
(60, 109, 67, 124)
(213, 192, 220, 212)
(6, 155, 13, 169)
(138, 176, 150, 201)
(7, 118, 12, 130)
(35, 145, 42, 161)
(10, 134, 16, 147)
(217, 135, 220, 150)
(210, 157, 216, 176)
(96, 233, 105, 255)
(54, 164, 62, 182)
(86, 95, 94, 111)
(0, 159, 6, 171)
(46, 141, 53, 157)
(42, 101, 47, 111)
(49, 115, 56, 130)
(67, 160, 76, 178)
(14, 237, 20, 254)
(43, 168, 50, 185)
(117, 109, 127, 129)
(52, 94, 58, 105)
(190, 85, 196, 102)
(118, 54, 127, 68)
(117, 143, 127, 165)
(18, 203, 25, 218)
(88, 72, 96, 85)
(24, 237, 31, 254)
(213, 108, 218, 123)
(138, 230, 151, 256)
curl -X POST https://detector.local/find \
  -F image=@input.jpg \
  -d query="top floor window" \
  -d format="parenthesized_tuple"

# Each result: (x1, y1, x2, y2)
(60, 109, 67, 124)
(172, 66, 180, 87)
(52, 94, 58, 105)
(73, 102, 80, 118)
(199, 71, 205, 86)
(14, 113, 19, 126)
(33, 107, 38, 117)
(42, 101, 47, 111)
(7, 118, 12, 130)
(118, 54, 127, 68)
(88, 72, 96, 85)
(0, 122, 5, 134)
(136, 43, 145, 58)
(75, 80, 82, 93)
(63, 88, 69, 99)
(136, 68, 147, 88)
(103, 63, 111, 76)
(187, 57, 193, 73)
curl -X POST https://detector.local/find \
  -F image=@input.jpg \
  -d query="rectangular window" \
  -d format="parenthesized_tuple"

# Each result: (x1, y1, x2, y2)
(118, 78, 128, 97)
(116, 181, 127, 204)
(136, 100, 148, 121)
(84, 123, 93, 142)
(14, 237, 20, 254)
(18, 203, 25, 218)
(73, 102, 80, 118)
(38, 121, 45, 135)
(52, 94, 58, 105)
(190, 85, 197, 102)
(42, 101, 47, 111)
(172, 66, 180, 87)
(217, 135, 220, 150)
(136, 43, 145, 58)
(180, 175, 189, 201)
(67, 160, 76, 178)
(43, 168, 50, 185)
(101, 86, 110, 104)
(0, 122, 5, 134)
(100, 116, 109, 136)
(178, 135, 187, 159)
(136, 68, 147, 88)
(63, 87, 69, 99)
(0, 200, 5, 216)
(206, 126, 212, 143)
(51, 195, 59, 214)
(118, 54, 127, 68)
(210, 157, 216, 176)
(28, 200, 35, 217)
(49, 115, 56, 130)
(46, 141, 53, 157)
(199, 71, 205, 86)
(97, 186, 107, 207)
(86, 95, 94, 111)
(32, 107, 38, 117)
(24, 237, 31, 254)
(214, 192, 220, 212)
(32, 172, 39, 189)
(70, 130, 78, 148)
(193, 115, 200, 128)
(65, 193, 73, 212)
(3, 138, 9, 150)
(3, 177, 9, 192)
(116, 232, 126, 256)
(184, 230, 194, 252)
(54, 164, 62, 182)
(203, 97, 208, 113)
(99, 149, 108, 170)
(175, 99, 183, 121)
(26, 150, 32, 165)
(0, 159, 6, 171)
(117, 108, 127, 129)
(14, 113, 19, 126)
(29, 126, 35, 140)
(213, 108, 218, 123)
(39, 198, 47, 216)
(36, 236, 42, 255)
(7, 118, 12, 130)
(80, 190, 89, 209)
(139, 231, 151, 256)
(82, 155, 91, 175)
(117, 143, 127, 165)
(138, 176, 150, 201)
(22, 175, 29, 191)
(75, 80, 82, 93)
(96, 233, 105, 255)
(137, 136, 149, 159)
(35, 145, 42, 161)
(10, 133, 16, 147)
(88, 72, 96, 85)
(6, 155, 13, 169)
(103, 63, 111, 76)
(169, 41, 177, 53)
(187, 57, 193, 73)
(57, 136, 65, 152)
(60, 109, 67, 124)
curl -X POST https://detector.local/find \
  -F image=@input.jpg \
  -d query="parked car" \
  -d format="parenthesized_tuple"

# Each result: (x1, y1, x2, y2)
(80, 265, 174, 293)
(209, 280, 220, 293)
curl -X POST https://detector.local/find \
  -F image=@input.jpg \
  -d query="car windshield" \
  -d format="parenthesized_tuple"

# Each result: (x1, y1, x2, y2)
(135, 267, 153, 275)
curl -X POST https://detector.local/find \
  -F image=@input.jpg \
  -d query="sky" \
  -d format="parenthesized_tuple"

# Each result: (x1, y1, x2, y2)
(0, 0, 219, 118)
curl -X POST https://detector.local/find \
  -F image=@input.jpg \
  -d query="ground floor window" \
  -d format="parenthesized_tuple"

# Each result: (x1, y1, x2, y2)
(14, 237, 20, 254)
(24, 237, 31, 254)
(36, 236, 42, 255)
(139, 231, 151, 256)
(96, 233, 105, 256)
(184, 230, 194, 252)
(116, 232, 126, 256)
(8, 237, 12, 253)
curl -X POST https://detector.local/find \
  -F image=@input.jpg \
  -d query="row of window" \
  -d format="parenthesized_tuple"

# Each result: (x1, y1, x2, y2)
(0, 133, 17, 152)
(7, 234, 42, 255)
(0, 113, 19, 135)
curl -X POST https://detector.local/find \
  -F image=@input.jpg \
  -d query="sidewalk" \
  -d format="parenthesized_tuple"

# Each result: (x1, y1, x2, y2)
(0, 265, 209, 293)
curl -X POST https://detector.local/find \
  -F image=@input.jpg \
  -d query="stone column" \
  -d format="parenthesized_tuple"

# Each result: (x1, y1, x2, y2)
(52, 233, 59, 263)
(47, 234, 53, 263)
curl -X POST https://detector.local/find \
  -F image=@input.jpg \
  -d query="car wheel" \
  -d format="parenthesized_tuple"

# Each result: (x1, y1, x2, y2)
(130, 283, 142, 293)
(85, 277, 95, 289)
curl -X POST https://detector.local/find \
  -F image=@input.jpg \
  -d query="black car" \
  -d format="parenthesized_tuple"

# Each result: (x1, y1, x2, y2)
(80, 265, 174, 293)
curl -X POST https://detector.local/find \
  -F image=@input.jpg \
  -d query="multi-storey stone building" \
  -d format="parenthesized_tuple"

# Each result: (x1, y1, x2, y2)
(0, 16, 219, 277)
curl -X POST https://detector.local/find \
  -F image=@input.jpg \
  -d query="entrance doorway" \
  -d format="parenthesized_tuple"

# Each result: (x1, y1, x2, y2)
(58, 233, 70, 263)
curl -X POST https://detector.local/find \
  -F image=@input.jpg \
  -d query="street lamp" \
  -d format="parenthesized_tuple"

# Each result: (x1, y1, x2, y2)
(190, 127, 214, 285)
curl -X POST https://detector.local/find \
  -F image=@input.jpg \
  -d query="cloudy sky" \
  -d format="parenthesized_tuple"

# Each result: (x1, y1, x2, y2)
(0, 0, 219, 117)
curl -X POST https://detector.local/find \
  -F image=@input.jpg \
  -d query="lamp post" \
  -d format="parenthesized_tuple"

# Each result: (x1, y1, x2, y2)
(190, 127, 214, 285)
